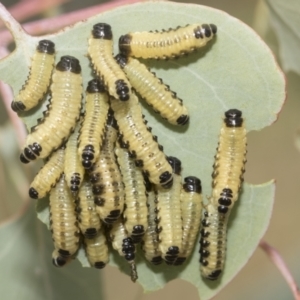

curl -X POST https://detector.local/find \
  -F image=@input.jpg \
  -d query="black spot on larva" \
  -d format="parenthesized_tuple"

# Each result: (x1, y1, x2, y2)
(86, 78, 106, 93)
(218, 206, 228, 214)
(200, 249, 210, 258)
(52, 256, 67, 267)
(200, 257, 208, 266)
(93, 185, 105, 195)
(107, 109, 118, 129)
(29, 187, 39, 199)
(224, 109, 243, 127)
(58, 249, 71, 257)
(114, 53, 128, 68)
(183, 176, 202, 193)
(37, 39, 55, 54)
(92, 23, 112, 40)
(11, 101, 26, 112)
(207, 269, 222, 281)
(94, 261, 106, 269)
(167, 156, 182, 175)
(135, 160, 143, 167)
(201, 219, 210, 227)
(56, 55, 81, 74)
(166, 246, 179, 255)
(200, 238, 210, 248)
(176, 114, 189, 125)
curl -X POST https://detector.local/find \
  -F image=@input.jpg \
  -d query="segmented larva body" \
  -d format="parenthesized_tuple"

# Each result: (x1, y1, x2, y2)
(28, 147, 65, 199)
(115, 54, 189, 126)
(78, 79, 109, 169)
(119, 23, 217, 60)
(11, 40, 55, 112)
(84, 229, 109, 269)
(110, 92, 173, 188)
(75, 178, 102, 239)
(88, 23, 131, 101)
(49, 174, 80, 259)
(200, 109, 247, 280)
(142, 177, 163, 265)
(64, 119, 85, 194)
(20, 56, 83, 163)
(109, 218, 138, 282)
(156, 156, 183, 265)
(175, 176, 202, 265)
(115, 139, 148, 243)
(89, 113, 125, 224)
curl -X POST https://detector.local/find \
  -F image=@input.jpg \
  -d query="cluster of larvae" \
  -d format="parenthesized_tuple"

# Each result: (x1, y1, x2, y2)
(10, 21, 247, 282)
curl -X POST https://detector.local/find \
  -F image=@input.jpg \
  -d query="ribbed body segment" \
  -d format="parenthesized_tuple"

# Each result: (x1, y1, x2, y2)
(109, 218, 138, 282)
(84, 229, 109, 269)
(29, 147, 65, 199)
(156, 157, 183, 265)
(115, 55, 189, 125)
(49, 174, 80, 259)
(176, 176, 202, 265)
(78, 79, 109, 169)
(110, 92, 173, 188)
(64, 120, 85, 194)
(115, 141, 148, 243)
(119, 23, 217, 59)
(75, 178, 101, 239)
(200, 109, 247, 280)
(88, 23, 131, 101)
(12, 40, 55, 112)
(89, 115, 124, 224)
(20, 56, 83, 163)
(142, 181, 162, 265)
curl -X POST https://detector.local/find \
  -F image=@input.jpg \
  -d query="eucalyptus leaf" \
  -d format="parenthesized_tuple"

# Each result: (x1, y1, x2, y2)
(0, 1, 285, 299)
(266, 0, 300, 74)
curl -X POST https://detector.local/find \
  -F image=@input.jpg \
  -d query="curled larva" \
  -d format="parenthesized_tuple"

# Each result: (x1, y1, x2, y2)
(64, 119, 85, 194)
(20, 55, 83, 163)
(115, 54, 189, 125)
(115, 138, 148, 244)
(78, 79, 109, 169)
(88, 23, 131, 101)
(119, 23, 217, 59)
(109, 217, 138, 282)
(110, 91, 173, 188)
(75, 177, 102, 239)
(49, 174, 81, 261)
(141, 176, 163, 265)
(11, 39, 55, 112)
(156, 156, 183, 265)
(89, 112, 125, 224)
(175, 176, 202, 265)
(200, 109, 247, 281)
(84, 228, 109, 269)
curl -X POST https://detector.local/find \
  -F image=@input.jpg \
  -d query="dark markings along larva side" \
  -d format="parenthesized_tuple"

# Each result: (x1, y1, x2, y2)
(29, 147, 65, 199)
(175, 176, 202, 266)
(119, 23, 217, 60)
(115, 139, 148, 244)
(75, 177, 102, 239)
(141, 176, 163, 265)
(200, 109, 247, 280)
(78, 79, 110, 169)
(156, 156, 183, 265)
(84, 228, 109, 269)
(115, 54, 189, 126)
(11, 39, 55, 112)
(89, 112, 125, 224)
(88, 23, 131, 101)
(49, 174, 80, 260)
(20, 55, 83, 164)
(64, 118, 85, 194)
(110, 91, 173, 188)
(109, 217, 138, 282)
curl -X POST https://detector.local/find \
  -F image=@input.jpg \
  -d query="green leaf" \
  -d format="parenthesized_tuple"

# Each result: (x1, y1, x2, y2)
(265, 0, 300, 74)
(0, 203, 104, 300)
(0, 1, 285, 299)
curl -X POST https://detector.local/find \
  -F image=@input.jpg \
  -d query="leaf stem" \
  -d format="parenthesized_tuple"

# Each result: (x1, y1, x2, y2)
(260, 240, 300, 300)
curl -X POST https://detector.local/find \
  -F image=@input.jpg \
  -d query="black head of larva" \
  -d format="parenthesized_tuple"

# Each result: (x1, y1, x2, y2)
(37, 39, 55, 54)
(167, 156, 182, 175)
(94, 261, 106, 269)
(86, 79, 106, 94)
(84, 228, 98, 239)
(11, 101, 26, 112)
(114, 53, 128, 68)
(118, 34, 132, 56)
(176, 114, 189, 125)
(92, 23, 112, 40)
(151, 256, 163, 265)
(160, 171, 173, 189)
(210, 24, 217, 35)
(106, 109, 118, 129)
(115, 79, 130, 101)
(29, 187, 39, 199)
(56, 55, 81, 74)
(206, 269, 222, 281)
(52, 256, 67, 267)
(224, 109, 243, 127)
(183, 176, 202, 193)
